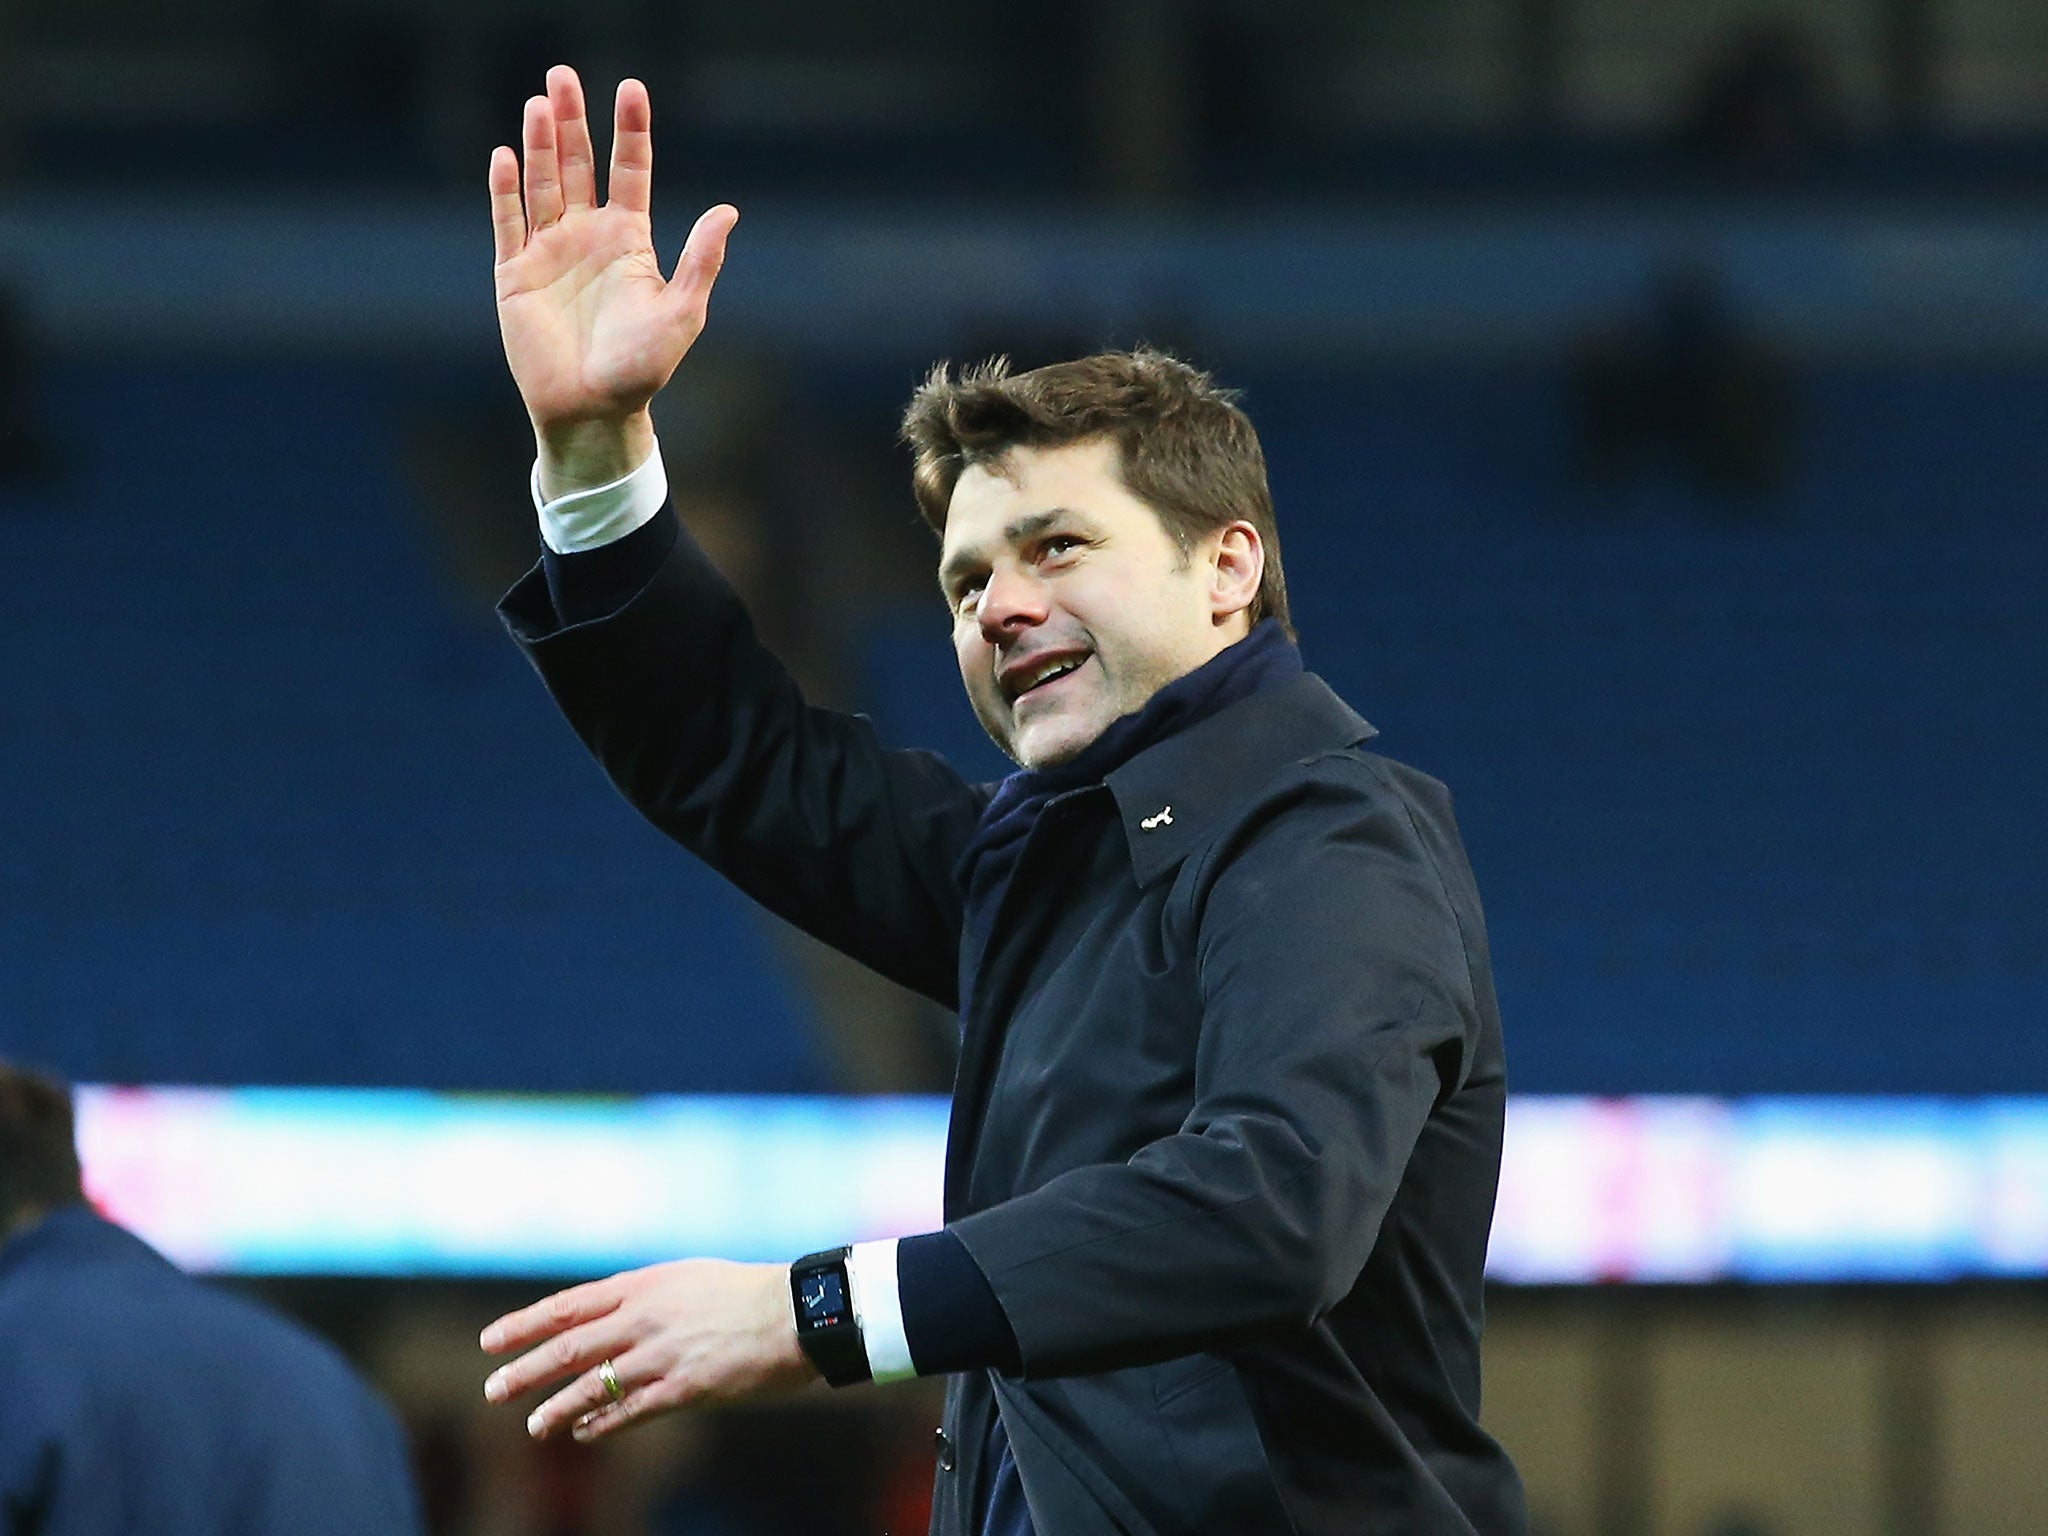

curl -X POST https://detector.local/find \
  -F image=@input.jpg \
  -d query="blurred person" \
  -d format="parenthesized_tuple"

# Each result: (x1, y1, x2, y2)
(0, 281, 64, 492)
(1571, 265, 1799, 507)
(1681, 20, 1838, 180)
(478, 66, 1527, 1536)
(0, 1062, 426, 1536)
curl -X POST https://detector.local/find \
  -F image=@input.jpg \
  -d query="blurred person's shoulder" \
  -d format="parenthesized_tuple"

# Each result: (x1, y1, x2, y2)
(0, 1208, 423, 1530)
(0, 1206, 383, 1410)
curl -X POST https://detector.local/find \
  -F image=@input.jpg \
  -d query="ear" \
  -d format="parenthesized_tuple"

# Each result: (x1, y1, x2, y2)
(1208, 521, 1263, 628)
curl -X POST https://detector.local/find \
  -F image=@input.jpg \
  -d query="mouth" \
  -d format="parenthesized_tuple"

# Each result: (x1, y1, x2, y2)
(1001, 649, 1092, 707)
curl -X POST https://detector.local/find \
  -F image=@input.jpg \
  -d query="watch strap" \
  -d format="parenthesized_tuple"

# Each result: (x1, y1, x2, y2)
(789, 1246, 872, 1387)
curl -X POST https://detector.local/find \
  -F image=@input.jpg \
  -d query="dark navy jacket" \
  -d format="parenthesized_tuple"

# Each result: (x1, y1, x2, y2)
(0, 1208, 424, 1536)
(503, 513, 1529, 1535)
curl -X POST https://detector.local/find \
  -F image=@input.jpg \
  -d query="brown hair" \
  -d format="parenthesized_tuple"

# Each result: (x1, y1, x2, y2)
(900, 349, 1293, 638)
(0, 1062, 85, 1234)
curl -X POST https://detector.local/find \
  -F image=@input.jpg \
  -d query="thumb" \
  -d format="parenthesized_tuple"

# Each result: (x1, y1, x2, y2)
(667, 203, 739, 325)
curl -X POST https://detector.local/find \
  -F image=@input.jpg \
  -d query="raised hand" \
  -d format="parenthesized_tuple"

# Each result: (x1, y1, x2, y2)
(488, 65, 737, 493)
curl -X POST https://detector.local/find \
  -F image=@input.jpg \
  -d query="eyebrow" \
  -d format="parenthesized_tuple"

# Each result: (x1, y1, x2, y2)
(938, 508, 1077, 595)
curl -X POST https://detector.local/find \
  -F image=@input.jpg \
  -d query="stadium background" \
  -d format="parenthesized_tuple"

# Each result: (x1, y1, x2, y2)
(2, 0, 2044, 1531)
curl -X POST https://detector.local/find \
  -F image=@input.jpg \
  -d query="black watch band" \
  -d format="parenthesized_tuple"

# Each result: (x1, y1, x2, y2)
(789, 1246, 872, 1388)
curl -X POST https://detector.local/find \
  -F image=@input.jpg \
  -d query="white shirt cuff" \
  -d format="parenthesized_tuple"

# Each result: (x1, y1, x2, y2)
(531, 441, 669, 555)
(848, 1238, 917, 1384)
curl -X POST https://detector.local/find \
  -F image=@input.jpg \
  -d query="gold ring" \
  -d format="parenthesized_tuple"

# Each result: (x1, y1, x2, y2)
(598, 1357, 623, 1403)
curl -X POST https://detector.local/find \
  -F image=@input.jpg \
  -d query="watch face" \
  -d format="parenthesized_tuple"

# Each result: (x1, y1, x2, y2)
(798, 1266, 850, 1330)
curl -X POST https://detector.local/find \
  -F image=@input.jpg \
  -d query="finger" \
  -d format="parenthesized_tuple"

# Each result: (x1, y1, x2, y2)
(570, 1392, 639, 1444)
(529, 1345, 656, 1441)
(488, 145, 526, 265)
(548, 64, 597, 211)
(522, 95, 564, 231)
(663, 203, 740, 330)
(568, 1354, 671, 1443)
(606, 78, 654, 215)
(484, 1310, 630, 1407)
(480, 1277, 619, 1356)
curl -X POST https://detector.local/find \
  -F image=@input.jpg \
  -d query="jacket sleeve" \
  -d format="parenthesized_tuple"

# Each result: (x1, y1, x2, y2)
(500, 509, 986, 1009)
(947, 756, 1485, 1376)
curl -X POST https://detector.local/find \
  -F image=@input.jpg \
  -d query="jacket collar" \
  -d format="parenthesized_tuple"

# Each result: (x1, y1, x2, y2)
(1103, 672, 1375, 887)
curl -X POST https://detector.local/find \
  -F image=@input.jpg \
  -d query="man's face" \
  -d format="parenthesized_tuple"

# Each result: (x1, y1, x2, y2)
(939, 438, 1249, 770)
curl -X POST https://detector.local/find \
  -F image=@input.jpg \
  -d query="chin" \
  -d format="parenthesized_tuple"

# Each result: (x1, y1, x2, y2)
(1015, 740, 1078, 771)
(1012, 715, 1108, 771)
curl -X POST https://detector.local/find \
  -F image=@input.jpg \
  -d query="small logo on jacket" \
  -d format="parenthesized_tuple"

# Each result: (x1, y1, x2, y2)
(1140, 806, 1174, 830)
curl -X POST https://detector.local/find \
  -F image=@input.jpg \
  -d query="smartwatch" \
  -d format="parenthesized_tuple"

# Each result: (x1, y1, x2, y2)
(789, 1246, 872, 1387)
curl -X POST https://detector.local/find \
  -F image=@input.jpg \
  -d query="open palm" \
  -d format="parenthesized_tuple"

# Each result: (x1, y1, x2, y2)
(489, 67, 736, 431)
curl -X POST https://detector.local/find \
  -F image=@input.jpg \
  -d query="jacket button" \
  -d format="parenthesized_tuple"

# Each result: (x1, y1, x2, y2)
(934, 1427, 956, 1473)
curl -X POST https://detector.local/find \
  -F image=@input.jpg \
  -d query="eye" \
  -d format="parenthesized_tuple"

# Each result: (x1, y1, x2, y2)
(1040, 534, 1084, 559)
(951, 578, 986, 618)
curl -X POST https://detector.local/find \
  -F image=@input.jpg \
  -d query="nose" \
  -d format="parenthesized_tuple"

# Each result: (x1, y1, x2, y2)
(977, 566, 1048, 642)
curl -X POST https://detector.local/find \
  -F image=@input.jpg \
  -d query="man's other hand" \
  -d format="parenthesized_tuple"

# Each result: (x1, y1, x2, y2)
(480, 1258, 820, 1443)
(488, 65, 738, 497)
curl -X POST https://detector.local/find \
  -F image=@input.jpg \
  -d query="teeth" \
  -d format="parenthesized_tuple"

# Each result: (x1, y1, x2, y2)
(1017, 655, 1082, 694)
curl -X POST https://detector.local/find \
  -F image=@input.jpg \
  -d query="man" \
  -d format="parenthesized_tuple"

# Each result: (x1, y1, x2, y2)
(0, 1063, 426, 1535)
(480, 65, 1527, 1536)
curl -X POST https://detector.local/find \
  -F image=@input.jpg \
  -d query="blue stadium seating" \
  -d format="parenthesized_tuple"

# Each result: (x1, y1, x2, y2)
(2, 358, 823, 1093)
(4, 357, 2040, 1096)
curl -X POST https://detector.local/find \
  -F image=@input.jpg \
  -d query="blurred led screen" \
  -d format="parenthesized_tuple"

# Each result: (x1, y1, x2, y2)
(75, 1088, 950, 1277)
(74, 1089, 2048, 1282)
